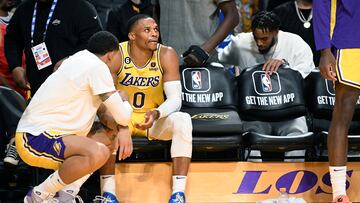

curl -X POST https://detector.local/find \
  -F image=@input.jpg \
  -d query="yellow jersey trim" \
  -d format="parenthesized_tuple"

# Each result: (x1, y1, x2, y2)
(330, 0, 337, 39)
(157, 44, 164, 74)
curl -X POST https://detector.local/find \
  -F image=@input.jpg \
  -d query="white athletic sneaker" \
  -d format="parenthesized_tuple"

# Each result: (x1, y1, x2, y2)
(24, 189, 58, 203)
(54, 190, 84, 203)
(93, 192, 119, 203)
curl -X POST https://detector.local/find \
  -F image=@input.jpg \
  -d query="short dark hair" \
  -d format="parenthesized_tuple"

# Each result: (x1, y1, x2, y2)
(127, 14, 152, 33)
(87, 31, 119, 55)
(251, 11, 280, 32)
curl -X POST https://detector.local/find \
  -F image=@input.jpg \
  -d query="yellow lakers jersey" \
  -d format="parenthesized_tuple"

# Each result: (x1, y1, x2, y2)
(117, 41, 164, 113)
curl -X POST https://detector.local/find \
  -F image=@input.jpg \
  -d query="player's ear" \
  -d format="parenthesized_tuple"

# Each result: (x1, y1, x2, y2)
(103, 51, 113, 65)
(128, 32, 135, 40)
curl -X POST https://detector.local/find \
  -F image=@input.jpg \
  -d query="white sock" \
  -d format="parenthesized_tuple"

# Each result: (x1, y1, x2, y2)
(35, 170, 66, 199)
(100, 175, 116, 195)
(61, 174, 91, 196)
(329, 166, 347, 199)
(172, 176, 187, 194)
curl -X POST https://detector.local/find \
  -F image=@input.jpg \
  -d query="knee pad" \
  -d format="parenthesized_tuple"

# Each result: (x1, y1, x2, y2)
(168, 112, 193, 142)
(168, 112, 193, 158)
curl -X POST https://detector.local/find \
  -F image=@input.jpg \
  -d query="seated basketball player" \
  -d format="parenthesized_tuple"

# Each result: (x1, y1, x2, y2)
(93, 14, 193, 203)
(15, 31, 133, 203)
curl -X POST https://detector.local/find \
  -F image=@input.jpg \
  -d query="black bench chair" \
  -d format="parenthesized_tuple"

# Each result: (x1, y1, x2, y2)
(306, 70, 360, 160)
(0, 85, 26, 160)
(180, 63, 244, 160)
(238, 65, 315, 161)
(0, 86, 33, 202)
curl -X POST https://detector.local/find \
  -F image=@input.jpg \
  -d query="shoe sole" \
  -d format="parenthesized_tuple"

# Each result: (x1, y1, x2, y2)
(4, 157, 19, 166)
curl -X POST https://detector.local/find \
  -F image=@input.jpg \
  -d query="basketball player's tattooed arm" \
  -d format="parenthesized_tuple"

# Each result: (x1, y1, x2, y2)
(98, 90, 131, 130)
(99, 91, 116, 101)
(98, 90, 133, 160)
(97, 104, 117, 130)
(97, 97, 133, 160)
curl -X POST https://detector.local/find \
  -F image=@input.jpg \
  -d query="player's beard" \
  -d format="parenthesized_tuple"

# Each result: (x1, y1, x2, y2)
(148, 44, 158, 51)
(259, 37, 277, 54)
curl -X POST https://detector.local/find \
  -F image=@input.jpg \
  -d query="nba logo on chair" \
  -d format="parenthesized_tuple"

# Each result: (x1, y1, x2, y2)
(252, 71, 281, 96)
(182, 68, 211, 93)
(261, 74, 272, 92)
(192, 71, 202, 89)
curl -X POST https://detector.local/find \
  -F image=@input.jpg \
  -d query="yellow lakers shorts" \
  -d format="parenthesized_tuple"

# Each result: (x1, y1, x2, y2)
(129, 112, 149, 138)
(15, 131, 66, 170)
(336, 48, 360, 89)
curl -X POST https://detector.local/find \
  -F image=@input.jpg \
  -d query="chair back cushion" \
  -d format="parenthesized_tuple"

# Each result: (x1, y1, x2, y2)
(180, 63, 238, 110)
(238, 64, 306, 121)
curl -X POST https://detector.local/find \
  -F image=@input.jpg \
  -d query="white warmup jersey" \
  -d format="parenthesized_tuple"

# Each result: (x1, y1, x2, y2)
(219, 31, 315, 78)
(17, 50, 115, 136)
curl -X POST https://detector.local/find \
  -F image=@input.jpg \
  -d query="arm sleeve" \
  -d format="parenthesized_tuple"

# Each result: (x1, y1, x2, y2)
(103, 93, 132, 126)
(73, 0, 103, 52)
(313, 0, 332, 50)
(156, 80, 182, 119)
(4, 7, 25, 72)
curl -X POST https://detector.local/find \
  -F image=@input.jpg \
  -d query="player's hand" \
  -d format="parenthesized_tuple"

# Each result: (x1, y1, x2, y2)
(183, 53, 202, 67)
(117, 125, 133, 160)
(319, 48, 337, 81)
(182, 45, 209, 67)
(117, 90, 129, 101)
(262, 59, 285, 75)
(12, 66, 30, 90)
(134, 110, 159, 130)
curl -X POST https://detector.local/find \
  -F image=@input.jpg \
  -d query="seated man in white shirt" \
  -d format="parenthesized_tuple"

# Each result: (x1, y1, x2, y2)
(219, 11, 315, 162)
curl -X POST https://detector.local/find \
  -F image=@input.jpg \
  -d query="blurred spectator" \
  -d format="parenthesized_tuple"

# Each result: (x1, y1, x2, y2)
(219, 11, 315, 161)
(0, 0, 26, 168)
(273, 0, 319, 66)
(0, 0, 26, 98)
(107, 0, 153, 42)
(235, 0, 259, 33)
(87, 0, 125, 28)
(153, 0, 239, 67)
(5, 0, 102, 96)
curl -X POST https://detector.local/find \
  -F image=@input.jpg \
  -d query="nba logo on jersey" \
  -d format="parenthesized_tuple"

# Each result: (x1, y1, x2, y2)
(252, 71, 281, 95)
(191, 71, 202, 89)
(261, 74, 272, 92)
